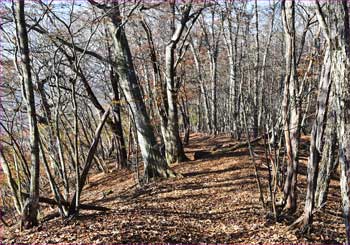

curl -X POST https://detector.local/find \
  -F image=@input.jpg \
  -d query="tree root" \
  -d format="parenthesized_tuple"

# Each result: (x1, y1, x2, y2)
(287, 202, 326, 231)
(144, 165, 181, 183)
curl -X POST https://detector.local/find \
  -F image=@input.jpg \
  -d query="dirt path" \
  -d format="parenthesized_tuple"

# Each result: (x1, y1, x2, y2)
(2, 133, 346, 243)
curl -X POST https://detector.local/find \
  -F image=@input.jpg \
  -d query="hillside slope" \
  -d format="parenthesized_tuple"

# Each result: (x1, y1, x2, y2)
(2, 134, 346, 244)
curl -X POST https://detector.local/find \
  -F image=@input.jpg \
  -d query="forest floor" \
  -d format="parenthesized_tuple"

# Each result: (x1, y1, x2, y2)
(1, 133, 346, 244)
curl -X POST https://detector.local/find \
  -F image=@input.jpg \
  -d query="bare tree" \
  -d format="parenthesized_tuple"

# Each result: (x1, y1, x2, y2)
(13, 0, 41, 228)
(89, 1, 176, 180)
(281, 0, 301, 212)
(303, 27, 332, 230)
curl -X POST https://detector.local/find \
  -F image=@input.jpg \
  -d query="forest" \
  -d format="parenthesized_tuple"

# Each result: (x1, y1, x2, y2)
(0, 0, 350, 243)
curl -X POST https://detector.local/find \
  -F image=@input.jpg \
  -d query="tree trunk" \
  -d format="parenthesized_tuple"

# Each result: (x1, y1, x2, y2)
(180, 96, 190, 146)
(68, 109, 110, 216)
(38, 139, 67, 217)
(92, 1, 176, 180)
(0, 149, 23, 214)
(14, 0, 41, 229)
(164, 40, 187, 164)
(201, 8, 221, 135)
(210, 53, 218, 135)
(314, 1, 350, 242)
(253, 0, 260, 138)
(281, 0, 300, 213)
(59, 45, 128, 169)
(242, 102, 265, 208)
(336, 47, 350, 243)
(223, 1, 240, 138)
(333, 2, 350, 242)
(190, 42, 211, 132)
(162, 4, 195, 164)
(303, 47, 332, 228)
(258, 2, 275, 138)
(109, 71, 128, 169)
(315, 102, 337, 208)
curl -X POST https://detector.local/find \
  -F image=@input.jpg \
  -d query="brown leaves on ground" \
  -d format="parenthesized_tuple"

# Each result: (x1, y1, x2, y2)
(2, 133, 346, 244)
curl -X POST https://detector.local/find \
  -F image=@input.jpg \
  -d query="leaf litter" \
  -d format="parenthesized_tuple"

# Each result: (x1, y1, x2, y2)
(2, 133, 346, 244)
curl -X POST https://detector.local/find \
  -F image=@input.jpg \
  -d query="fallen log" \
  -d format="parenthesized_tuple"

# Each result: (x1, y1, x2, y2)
(21, 192, 110, 212)
(193, 151, 212, 160)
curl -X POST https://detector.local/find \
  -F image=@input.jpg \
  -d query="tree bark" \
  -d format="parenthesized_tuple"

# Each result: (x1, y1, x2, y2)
(14, 0, 41, 228)
(224, 2, 240, 138)
(190, 42, 211, 132)
(109, 71, 128, 169)
(303, 46, 332, 228)
(201, 8, 221, 134)
(332, 2, 350, 242)
(281, 0, 300, 213)
(89, 1, 176, 180)
(162, 3, 194, 164)
(253, 0, 260, 138)
(258, 2, 276, 137)
(314, 1, 350, 242)
(315, 101, 337, 208)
